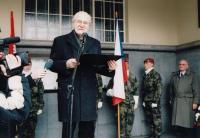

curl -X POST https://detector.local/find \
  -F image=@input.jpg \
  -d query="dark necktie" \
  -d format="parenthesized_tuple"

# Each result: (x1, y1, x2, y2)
(180, 73, 184, 77)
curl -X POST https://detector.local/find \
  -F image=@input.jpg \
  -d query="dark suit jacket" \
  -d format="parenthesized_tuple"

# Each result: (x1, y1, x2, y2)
(50, 31, 114, 122)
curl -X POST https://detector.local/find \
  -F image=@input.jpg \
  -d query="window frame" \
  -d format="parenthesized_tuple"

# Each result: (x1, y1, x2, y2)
(22, 0, 126, 42)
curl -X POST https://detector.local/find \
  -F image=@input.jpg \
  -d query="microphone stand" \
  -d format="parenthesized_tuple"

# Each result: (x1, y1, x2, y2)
(68, 39, 85, 138)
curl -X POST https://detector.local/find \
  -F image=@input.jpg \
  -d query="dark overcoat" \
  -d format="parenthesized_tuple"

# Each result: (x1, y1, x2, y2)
(50, 31, 113, 122)
(170, 70, 200, 128)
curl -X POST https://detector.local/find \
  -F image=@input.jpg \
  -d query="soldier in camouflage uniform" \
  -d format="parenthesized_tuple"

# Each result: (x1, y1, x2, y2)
(142, 58, 162, 138)
(17, 56, 46, 138)
(106, 56, 138, 138)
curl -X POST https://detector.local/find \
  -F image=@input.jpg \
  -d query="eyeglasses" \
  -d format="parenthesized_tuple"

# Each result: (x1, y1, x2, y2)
(179, 64, 187, 66)
(76, 20, 89, 26)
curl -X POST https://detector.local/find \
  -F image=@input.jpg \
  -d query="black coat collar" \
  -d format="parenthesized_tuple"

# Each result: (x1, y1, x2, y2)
(67, 30, 91, 53)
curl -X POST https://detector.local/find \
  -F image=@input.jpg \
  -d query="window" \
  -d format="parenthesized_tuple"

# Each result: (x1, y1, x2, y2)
(23, 0, 125, 42)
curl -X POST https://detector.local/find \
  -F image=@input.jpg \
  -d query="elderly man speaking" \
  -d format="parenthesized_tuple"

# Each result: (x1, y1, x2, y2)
(50, 11, 116, 138)
(170, 59, 200, 137)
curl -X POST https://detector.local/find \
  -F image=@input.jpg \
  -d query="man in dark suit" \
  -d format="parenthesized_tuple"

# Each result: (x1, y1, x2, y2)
(50, 11, 116, 138)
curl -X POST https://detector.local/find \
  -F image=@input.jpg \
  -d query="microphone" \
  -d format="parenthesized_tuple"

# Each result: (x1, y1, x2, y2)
(36, 59, 53, 82)
(44, 59, 53, 70)
(0, 37, 20, 46)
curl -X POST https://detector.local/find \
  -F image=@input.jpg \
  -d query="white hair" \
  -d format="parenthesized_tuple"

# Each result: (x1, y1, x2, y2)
(72, 11, 92, 24)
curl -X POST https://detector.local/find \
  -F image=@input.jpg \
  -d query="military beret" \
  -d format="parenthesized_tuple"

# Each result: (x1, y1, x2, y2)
(144, 58, 154, 64)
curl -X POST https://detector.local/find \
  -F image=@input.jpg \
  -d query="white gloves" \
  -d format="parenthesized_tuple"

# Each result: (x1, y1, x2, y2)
(37, 109, 43, 115)
(97, 101, 103, 109)
(133, 96, 139, 110)
(195, 113, 200, 121)
(142, 102, 158, 108)
(195, 106, 200, 121)
(151, 103, 158, 108)
(31, 69, 47, 80)
(106, 89, 114, 97)
(5, 54, 21, 70)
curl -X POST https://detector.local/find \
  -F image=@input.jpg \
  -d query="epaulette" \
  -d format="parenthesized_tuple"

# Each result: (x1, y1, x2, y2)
(171, 71, 178, 76)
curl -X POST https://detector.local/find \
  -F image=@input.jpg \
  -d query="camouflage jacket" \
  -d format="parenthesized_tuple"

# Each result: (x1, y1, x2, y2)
(27, 75, 44, 114)
(107, 72, 138, 105)
(142, 69, 162, 103)
(96, 74, 103, 104)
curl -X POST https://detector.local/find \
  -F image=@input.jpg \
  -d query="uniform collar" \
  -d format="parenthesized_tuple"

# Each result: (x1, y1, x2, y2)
(145, 67, 154, 75)
(179, 71, 186, 77)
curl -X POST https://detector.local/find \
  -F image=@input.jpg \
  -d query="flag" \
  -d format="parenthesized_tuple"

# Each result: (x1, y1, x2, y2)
(8, 11, 16, 54)
(112, 20, 128, 105)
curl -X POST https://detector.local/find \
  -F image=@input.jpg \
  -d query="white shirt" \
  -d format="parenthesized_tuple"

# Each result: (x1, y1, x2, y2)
(145, 67, 154, 75)
(180, 71, 186, 77)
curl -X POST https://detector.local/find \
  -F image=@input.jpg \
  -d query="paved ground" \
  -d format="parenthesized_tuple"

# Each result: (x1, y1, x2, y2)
(133, 133, 176, 138)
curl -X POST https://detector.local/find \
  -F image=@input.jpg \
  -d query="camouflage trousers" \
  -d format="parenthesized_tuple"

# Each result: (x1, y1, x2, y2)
(119, 103, 135, 138)
(144, 102, 162, 137)
(17, 113, 38, 138)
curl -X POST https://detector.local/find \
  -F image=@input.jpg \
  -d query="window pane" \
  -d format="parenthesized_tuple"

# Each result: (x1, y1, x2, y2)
(105, 2, 114, 18)
(95, 18, 104, 30)
(49, 15, 60, 39)
(118, 20, 123, 31)
(37, 0, 48, 13)
(115, 3, 123, 19)
(49, 27, 60, 40)
(62, 0, 72, 15)
(49, 0, 59, 14)
(115, 0, 123, 2)
(95, 1, 103, 18)
(73, 0, 81, 14)
(95, 30, 104, 42)
(105, 19, 114, 30)
(105, 31, 114, 42)
(49, 15, 59, 27)
(24, 14, 36, 39)
(120, 31, 124, 42)
(36, 28, 48, 40)
(36, 14, 48, 39)
(25, 0, 35, 12)
(84, 0, 92, 15)
(62, 16, 72, 34)
(25, 13, 36, 26)
(37, 14, 48, 27)
(24, 27, 36, 39)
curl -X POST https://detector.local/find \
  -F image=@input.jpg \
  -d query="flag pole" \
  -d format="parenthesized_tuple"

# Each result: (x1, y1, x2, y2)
(114, 11, 121, 138)
(117, 104, 120, 138)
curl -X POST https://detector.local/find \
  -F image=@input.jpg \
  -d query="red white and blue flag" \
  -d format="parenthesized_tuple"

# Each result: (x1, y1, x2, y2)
(112, 20, 128, 106)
